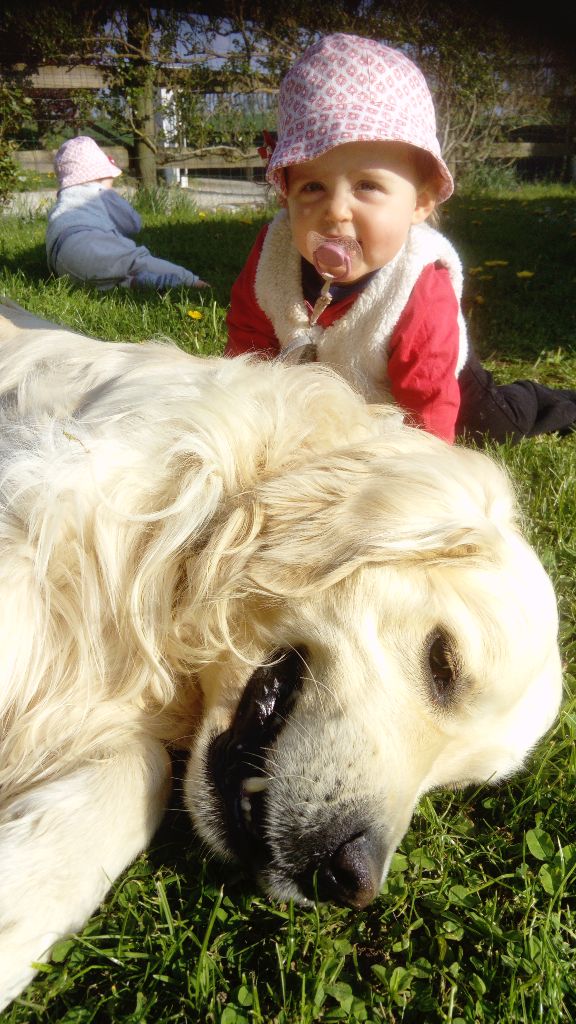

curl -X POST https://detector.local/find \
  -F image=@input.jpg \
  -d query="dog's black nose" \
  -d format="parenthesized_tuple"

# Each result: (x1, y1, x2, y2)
(302, 829, 387, 909)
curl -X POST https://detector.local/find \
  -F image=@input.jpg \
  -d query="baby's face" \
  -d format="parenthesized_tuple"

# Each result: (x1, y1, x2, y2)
(285, 142, 435, 283)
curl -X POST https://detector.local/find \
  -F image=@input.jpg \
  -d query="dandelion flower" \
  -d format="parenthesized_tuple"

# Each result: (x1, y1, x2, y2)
(187, 310, 203, 320)
(484, 260, 509, 267)
(516, 271, 534, 279)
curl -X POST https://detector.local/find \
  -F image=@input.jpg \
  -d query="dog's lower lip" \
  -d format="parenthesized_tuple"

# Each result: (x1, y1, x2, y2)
(207, 649, 307, 865)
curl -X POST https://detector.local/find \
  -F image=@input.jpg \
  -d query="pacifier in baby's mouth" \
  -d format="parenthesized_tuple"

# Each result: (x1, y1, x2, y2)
(306, 232, 364, 325)
(307, 231, 363, 281)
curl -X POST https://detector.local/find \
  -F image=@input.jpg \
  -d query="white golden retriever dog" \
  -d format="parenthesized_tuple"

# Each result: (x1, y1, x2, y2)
(0, 299, 562, 1008)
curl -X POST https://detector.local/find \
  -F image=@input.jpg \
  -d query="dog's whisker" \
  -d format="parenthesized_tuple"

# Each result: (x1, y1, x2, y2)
(308, 672, 345, 714)
(284, 643, 340, 711)
(241, 751, 271, 771)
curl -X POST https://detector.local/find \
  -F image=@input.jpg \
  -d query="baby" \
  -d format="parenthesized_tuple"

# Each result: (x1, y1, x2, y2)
(226, 34, 576, 444)
(46, 136, 209, 291)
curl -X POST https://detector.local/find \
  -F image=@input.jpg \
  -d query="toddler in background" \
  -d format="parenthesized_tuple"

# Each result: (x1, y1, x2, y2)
(46, 136, 209, 291)
(226, 34, 576, 444)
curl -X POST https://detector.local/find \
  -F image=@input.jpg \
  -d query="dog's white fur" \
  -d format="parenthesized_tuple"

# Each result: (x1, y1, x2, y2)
(0, 299, 562, 1009)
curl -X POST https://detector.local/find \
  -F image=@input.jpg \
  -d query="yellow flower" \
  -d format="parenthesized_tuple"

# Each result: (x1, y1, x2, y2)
(187, 310, 203, 319)
(516, 270, 534, 279)
(484, 260, 509, 267)
(198, 212, 206, 220)
(468, 266, 484, 275)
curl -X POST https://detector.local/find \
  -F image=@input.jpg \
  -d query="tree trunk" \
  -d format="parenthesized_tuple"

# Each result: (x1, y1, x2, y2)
(126, 7, 157, 187)
(131, 69, 157, 187)
(562, 95, 575, 184)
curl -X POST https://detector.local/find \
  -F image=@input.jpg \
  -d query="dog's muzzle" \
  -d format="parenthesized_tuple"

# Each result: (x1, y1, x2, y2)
(206, 649, 387, 909)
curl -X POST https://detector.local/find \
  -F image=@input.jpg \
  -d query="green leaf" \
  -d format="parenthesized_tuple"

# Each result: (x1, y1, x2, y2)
(325, 981, 354, 1011)
(448, 885, 480, 907)
(408, 848, 437, 871)
(50, 938, 76, 963)
(538, 863, 564, 895)
(313, 981, 325, 1008)
(470, 973, 487, 997)
(553, 843, 576, 872)
(332, 937, 354, 953)
(236, 985, 253, 1007)
(371, 964, 388, 984)
(389, 852, 409, 873)
(442, 919, 464, 940)
(388, 966, 413, 995)
(526, 828, 555, 861)
(221, 1009, 249, 1024)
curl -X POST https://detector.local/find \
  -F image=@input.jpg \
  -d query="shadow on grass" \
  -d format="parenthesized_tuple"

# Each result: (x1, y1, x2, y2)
(139, 216, 268, 306)
(1, 241, 47, 280)
(444, 192, 576, 362)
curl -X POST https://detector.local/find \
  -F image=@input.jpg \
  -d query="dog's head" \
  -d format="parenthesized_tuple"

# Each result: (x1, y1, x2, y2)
(182, 416, 562, 909)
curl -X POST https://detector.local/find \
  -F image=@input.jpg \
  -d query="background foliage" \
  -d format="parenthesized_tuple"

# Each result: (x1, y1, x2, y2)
(0, 1, 574, 187)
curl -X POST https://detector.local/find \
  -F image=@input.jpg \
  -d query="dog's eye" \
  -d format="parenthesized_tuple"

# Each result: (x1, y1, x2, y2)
(427, 630, 459, 707)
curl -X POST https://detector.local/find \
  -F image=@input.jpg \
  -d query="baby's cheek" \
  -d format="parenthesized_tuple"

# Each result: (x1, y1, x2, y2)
(295, 205, 315, 221)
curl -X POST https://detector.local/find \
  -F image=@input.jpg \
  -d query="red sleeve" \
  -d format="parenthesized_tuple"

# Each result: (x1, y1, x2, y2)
(386, 263, 461, 443)
(225, 226, 280, 358)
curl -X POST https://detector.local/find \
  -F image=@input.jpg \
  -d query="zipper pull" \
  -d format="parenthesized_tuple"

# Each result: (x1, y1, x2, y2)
(309, 279, 333, 326)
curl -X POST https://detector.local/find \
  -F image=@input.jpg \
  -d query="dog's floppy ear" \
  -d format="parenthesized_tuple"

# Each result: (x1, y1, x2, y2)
(239, 437, 520, 595)
(170, 414, 520, 661)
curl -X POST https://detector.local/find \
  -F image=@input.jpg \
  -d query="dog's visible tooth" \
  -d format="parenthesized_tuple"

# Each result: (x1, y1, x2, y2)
(243, 776, 268, 794)
(240, 796, 252, 821)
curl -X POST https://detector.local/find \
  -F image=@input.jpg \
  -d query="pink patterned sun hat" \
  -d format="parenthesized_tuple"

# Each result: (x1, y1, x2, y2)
(54, 136, 123, 189)
(267, 34, 453, 203)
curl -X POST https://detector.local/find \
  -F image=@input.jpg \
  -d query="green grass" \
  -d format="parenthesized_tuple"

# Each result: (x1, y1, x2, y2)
(0, 185, 575, 1023)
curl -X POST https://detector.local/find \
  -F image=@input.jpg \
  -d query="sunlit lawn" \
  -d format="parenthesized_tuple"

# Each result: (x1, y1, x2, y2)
(0, 183, 575, 1023)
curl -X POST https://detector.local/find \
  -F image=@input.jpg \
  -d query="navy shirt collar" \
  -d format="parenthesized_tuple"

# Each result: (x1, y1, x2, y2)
(302, 258, 379, 305)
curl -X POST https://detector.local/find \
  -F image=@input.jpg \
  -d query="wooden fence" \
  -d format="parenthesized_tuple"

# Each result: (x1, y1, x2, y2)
(13, 142, 575, 182)
(13, 146, 265, 181)
(13, 147, 130, 175)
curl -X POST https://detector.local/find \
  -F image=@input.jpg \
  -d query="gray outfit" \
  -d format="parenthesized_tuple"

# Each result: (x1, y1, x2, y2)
(46, 183, 202, 290)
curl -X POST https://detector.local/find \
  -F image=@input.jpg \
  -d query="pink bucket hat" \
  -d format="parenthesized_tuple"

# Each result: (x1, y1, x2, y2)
(54, 136, 122, 189)
(267, 34, 453, 203)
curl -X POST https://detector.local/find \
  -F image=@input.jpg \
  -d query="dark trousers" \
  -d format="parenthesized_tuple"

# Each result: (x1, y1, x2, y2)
(456, 352, 576, 444)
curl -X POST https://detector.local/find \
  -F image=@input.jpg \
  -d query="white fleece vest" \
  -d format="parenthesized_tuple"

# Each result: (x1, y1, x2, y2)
(254, 210, 468, 403)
